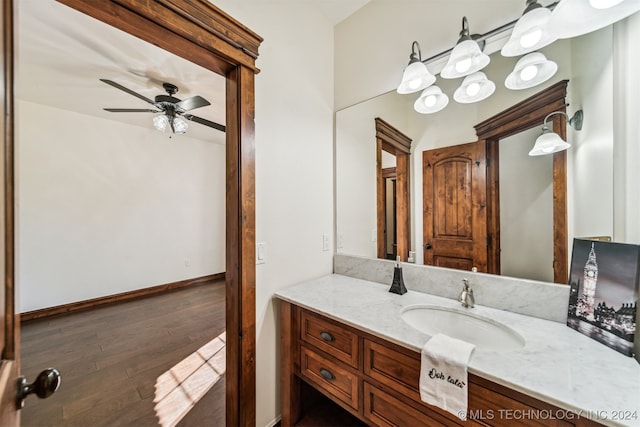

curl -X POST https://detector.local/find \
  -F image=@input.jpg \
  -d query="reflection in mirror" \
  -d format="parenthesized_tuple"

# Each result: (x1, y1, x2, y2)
(336, 25, 615, 284)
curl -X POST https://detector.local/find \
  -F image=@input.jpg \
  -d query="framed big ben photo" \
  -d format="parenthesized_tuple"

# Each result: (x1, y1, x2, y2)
(567, 239, 640, 357)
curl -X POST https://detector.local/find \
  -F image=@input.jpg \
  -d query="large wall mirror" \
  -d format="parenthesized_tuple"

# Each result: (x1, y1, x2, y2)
(336, 25, 615, 285)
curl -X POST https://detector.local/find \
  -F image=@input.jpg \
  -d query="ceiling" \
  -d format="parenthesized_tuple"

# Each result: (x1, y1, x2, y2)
(17, 0, 228, 144)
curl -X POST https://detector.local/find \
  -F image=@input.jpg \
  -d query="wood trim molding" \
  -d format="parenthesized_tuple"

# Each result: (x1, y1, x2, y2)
(20, 273, 225, 322)
(375, 117, 411, 155)
(474, 80, 569, 140)
(474, 81, 569, 283)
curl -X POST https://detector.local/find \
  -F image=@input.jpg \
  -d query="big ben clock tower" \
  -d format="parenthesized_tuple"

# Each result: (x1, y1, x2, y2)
(579, 242, 599, 321)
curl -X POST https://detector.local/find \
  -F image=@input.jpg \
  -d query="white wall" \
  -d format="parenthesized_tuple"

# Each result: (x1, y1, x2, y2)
(613, 12, 640, 244)
(500, 127, 554, 282)
(336, 93, 409, 258)
(17, 101, 225, 312)
(209, 2, 335, 426)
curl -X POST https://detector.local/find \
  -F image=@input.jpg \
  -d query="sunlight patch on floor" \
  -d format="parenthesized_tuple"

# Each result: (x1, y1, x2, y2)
(154, 331, 226, 427)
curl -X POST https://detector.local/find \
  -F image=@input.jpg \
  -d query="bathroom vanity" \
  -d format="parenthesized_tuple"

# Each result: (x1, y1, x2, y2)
(276, 274, 640, 427)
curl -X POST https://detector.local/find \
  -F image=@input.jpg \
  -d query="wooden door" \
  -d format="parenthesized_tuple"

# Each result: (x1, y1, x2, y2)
(1, 0, 19, 423)
(423, 141, 487, 272)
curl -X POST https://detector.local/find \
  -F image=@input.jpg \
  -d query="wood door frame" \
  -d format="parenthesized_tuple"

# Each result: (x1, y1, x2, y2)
(381, 167, 397, 259)
(375, 117, 411, 261)
(474, 80, 569, 284)
(2, 1, 262, 426)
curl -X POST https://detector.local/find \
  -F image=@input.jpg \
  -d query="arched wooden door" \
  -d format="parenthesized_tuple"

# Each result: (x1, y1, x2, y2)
(423, 140, 488, 272)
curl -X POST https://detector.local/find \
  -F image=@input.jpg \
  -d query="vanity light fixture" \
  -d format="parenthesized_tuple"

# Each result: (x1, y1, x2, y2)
(397, 41, 437, 94)
(548, 0, 640, 39)
(529, 109, 583, 156)
(414, 85, 449, 114)
(441, 17, 490, 79)
(501, 0, 557, 57)
(453, 72, 496, 103)
(505, 52, 558, 90)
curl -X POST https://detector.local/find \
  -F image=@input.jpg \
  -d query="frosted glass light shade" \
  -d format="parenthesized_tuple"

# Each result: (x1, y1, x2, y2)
(153, 114, 169, 132)
(529, 130, 570, 155)
(454, 72, 495, 103)
(397, 61, 436, 94)
(414, 86, 449, 114)
(441, 39, 490, 79)
(173, 117, 189, 134)
(548, 0, 640, 39)
(505, 52, 558, 90)
(501, 6, 557, 56)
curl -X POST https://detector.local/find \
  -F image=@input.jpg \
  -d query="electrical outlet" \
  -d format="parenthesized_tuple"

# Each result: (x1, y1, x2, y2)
(337, 234, 344, 249)
(371, 229, 377, 242)
(322, 234, 330, 251)
(184, 259, 190, 268)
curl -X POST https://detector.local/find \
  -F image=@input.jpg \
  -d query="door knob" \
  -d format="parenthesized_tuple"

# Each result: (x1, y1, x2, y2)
(16, 368, 61, 409)
(425, 243, 432, 250)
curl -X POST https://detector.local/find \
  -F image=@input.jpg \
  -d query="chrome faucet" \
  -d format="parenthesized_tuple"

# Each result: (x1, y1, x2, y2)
(458, 278, 475, 308)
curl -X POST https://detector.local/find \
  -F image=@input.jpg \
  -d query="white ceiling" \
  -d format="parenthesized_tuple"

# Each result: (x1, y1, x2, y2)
(17, 0, 228, 144)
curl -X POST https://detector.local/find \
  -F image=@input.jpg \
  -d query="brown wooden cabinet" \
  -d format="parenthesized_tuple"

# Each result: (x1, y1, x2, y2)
(280, 301, 602, 427)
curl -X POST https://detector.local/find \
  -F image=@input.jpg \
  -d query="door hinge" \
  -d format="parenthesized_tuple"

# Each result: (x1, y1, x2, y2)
(487, 235, 492, 247)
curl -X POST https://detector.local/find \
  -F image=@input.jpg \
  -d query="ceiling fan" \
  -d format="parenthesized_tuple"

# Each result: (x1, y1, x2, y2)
(100, 78, 225, 134)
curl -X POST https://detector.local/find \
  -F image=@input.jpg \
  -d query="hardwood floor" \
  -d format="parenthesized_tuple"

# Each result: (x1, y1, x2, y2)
(20, 280, 225, 427)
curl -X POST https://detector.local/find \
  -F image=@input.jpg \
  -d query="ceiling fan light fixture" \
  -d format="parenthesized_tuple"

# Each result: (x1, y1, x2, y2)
(453, 72, 495, 103)
(441, 17, 490, 79)
(173, 117, 189, 134)
(548, 0, 640, 39)
(505, 52, 558, 90)
(414, 85, 449, 114)
(153, 114, 169, 132)
(397, 41, 437, 94)
(501, 1, 557, 57)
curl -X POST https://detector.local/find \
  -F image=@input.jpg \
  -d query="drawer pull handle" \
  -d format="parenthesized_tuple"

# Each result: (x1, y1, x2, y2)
(320, 331, 334, 342)
(319, 368, 335, 381)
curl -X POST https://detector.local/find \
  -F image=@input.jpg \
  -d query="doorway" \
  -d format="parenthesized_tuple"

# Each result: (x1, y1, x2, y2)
(1, 1, 262, 426)
(375, 117, 411, 261)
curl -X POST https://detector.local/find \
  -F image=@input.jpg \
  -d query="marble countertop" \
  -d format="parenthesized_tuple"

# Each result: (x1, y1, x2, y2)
(274, 274, 640, 427)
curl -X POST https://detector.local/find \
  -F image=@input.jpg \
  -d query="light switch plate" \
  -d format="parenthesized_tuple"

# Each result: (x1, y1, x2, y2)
(256, 242, 266, 264)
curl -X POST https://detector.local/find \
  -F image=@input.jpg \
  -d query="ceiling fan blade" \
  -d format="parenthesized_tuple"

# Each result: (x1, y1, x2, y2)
(100, 79, 156, 106)
(183, 114, 226, 132)
(104, 108, 159, 113)
(175, 95, 211, 112)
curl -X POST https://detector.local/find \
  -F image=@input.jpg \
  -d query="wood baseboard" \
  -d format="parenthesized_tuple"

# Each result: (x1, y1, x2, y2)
(20, 273, 225, 322)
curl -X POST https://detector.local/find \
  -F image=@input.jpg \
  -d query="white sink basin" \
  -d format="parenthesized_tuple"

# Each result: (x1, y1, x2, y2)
(401, 305, 525, 351)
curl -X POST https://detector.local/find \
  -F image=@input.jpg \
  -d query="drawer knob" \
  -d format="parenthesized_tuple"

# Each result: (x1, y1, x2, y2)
(320, 331, 334, 342)
(319, 368, 335, 381)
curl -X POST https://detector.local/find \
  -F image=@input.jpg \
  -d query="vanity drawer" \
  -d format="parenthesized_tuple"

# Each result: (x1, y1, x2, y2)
(363, 381, 459, 427)
(364, 339, 422, 399)
(299, 345, 360, 411)
(300, 310, 359, 368)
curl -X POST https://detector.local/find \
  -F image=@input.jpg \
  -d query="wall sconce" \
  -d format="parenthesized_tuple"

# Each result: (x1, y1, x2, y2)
(453, 72, 495, 103)
(505, 52, 558, 90)
(548, 0, 640, 39)
(397, 41, 436, 94)
(501, 0, 557, 56)
(529, 110, 583, 156)
(414, 85, 449, 114)
(441, 17, 490, 79)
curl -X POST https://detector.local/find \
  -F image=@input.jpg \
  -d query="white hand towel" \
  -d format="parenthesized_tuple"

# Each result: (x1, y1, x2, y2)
(419, 333, 476, 420)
